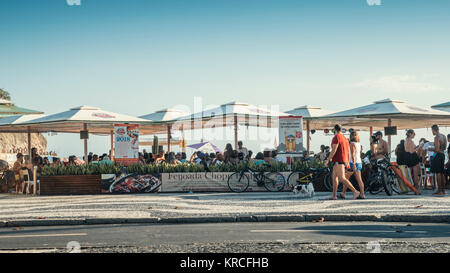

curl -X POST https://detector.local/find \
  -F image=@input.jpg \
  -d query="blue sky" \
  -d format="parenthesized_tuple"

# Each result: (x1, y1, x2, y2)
(0, 0, 449, 156)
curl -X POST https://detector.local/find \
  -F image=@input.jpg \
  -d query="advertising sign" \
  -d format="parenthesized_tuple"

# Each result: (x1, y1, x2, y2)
(160, 172, 292, 192)
(278, 116, 303, 153)
(114, 124, 139, 165)
(101, 173, 162, 193)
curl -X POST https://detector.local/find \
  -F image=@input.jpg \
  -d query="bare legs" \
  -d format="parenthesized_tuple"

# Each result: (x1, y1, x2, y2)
(328, 164, 360, 200)
(411, 164, 420, 190)
(342, 170, 365, 199)
(434, 173, 446, 195)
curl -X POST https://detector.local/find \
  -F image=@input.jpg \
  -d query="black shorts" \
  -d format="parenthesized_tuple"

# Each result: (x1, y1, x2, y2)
(430, 153, 445, 174)
(404, 152, 420, 168)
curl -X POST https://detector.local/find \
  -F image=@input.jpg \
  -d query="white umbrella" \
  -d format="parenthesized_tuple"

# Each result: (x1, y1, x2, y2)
(285, 106, 333, 153)
(139, 108, 188, 122)
(0, 114, 45, 125)
(0, 106, 155, 162)
(140, 108, 189, 153)
(174, 101, 289, 149)
(318, 98, 450, 150)
(432, 101, 450, 112)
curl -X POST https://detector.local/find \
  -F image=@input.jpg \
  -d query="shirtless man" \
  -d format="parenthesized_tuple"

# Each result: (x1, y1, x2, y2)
(428, 125, 448, 196)
(374, 131, 389, 160)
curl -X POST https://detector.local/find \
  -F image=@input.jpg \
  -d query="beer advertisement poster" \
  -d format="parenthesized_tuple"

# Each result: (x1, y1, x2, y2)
(114, 124, 139, 165)
(278, 116, 303, 154)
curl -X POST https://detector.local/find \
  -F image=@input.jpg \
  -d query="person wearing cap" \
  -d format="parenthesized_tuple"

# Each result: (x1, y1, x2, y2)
(373, 131, 389, 160)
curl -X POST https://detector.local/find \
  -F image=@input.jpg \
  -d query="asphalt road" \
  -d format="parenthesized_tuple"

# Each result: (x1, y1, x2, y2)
(1, 222, 450, 253)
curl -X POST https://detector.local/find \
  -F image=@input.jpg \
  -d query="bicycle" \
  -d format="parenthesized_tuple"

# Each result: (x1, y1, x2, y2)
(366, 153, 401, 196)
(227, 162, 286, 193)
(288, 167, 332, 191)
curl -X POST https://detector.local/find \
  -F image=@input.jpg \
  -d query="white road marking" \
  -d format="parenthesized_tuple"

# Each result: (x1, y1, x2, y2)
(250, 230, 427, 234)
(0, 233, 88, 239)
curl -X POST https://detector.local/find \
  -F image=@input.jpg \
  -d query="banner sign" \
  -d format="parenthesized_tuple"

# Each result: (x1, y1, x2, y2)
(278, 116, 304, 153)
(101, 173, 162, 193)
(114, 124, 139, 165)
(160, 172, 293, 192)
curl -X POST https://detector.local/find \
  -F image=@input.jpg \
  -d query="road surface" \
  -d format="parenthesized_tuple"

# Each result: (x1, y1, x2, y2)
(1, 222, 450, 253)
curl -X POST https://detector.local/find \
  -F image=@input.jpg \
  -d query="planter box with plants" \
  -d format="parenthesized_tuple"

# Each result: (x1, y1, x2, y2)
(40, 160, 327, 195)
(40, 164, 122, 195)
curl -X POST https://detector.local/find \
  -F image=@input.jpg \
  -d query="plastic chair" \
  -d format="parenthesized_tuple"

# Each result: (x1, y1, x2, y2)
(20, 169, 36, 195)
(425, 165, 436, 190)
(419, 163, 427, 190)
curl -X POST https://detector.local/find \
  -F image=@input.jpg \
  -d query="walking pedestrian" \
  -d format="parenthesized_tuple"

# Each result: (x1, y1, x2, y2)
(324, 124, 360, 200)
(341, 131, 365, 199)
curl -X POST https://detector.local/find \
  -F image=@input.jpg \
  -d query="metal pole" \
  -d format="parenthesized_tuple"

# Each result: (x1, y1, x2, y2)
(110, 130, 114, 161)
(306, 120, 310, 154)
(27, 126, 32, 158)
(167, 124, 171, 153)
(387, 119, 392, 152)
(83, 123, 88, 163)
(234, 115, 238, 149)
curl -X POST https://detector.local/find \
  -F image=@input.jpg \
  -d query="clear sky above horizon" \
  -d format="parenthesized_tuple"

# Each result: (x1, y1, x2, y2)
(1, 0, 449, 157)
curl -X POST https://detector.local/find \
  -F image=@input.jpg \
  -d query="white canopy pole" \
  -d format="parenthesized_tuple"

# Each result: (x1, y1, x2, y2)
(387, 119, 392, 152)
(167, 124, 171, 153)
(110, 129, 114, 161)
(83, 123, 88, 163)
(234, 115, 238, 149)
(306, 120, 310, 154)
(27, 126, 31, 158)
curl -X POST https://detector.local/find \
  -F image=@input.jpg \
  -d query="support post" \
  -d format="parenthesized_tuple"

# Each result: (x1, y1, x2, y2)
(27, 126, 31, 158)
(167, 124, 172, 153)
(83, 123, 88, 164)
(306, 120, 311, 154)
(110, 130, 114, 161)
(387, 119, 392, 152)
(234, 115, 238, 149)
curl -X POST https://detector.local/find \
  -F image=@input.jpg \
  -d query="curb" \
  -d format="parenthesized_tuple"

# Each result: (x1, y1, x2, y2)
(2, 214, 450, 228)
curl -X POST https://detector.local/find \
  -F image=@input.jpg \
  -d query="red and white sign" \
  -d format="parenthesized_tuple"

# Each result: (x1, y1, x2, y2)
(114, 124, 139, 165)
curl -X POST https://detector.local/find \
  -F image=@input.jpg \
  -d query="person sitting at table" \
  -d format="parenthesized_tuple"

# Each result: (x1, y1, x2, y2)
(254, 152, 266, 166)
(154, 150, 165, 164)
(12, 153, 24, 194)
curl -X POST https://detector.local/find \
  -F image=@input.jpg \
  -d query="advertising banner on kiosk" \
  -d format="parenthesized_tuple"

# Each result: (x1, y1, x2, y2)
(114, 124, 139, 165)
(278, 116, 304, 163)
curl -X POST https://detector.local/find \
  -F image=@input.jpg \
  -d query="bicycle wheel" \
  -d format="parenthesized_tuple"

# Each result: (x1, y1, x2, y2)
(324, 173, 344, 192)
(287, 171, 306, 189)
(227, 172, 250, 193)
(388, 170, 401, 194)
(323, 172, 332, 192)
(381, 170, 393, 196)
(263, 172, 286, 192)
(369, 173, 384, 195)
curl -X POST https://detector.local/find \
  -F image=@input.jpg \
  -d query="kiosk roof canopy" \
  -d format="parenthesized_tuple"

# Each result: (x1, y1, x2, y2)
(140, 108, 188, 122)
(315, 98, 450, 130)
(0, 106, 161, 134)
(286, 105, 332, 118)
